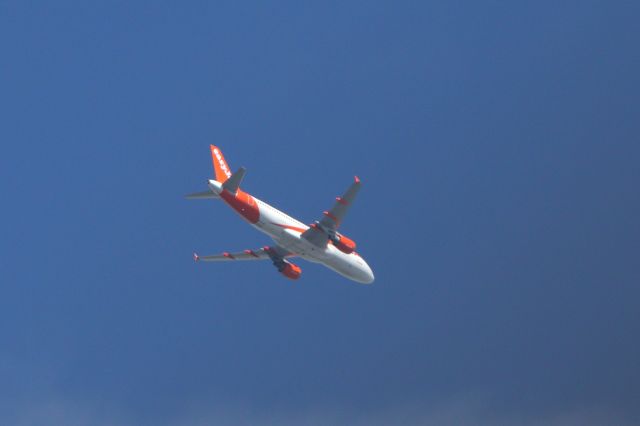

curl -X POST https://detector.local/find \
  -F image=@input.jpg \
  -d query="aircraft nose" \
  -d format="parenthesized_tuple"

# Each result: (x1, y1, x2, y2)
(360, 263, 375, 284)
(364, 270, 375, 284)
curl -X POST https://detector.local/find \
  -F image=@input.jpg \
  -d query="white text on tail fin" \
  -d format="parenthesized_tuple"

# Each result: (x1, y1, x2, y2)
(210, 145, 232, 183)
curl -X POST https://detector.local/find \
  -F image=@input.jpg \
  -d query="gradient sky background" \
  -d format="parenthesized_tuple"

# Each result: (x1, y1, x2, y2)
(1, 1, 639, 425)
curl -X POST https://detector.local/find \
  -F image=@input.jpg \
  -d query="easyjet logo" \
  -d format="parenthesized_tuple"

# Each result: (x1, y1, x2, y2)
(213, 148, 231, 177)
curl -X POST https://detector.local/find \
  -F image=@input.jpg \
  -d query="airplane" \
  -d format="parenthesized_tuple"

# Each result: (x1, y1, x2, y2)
(186, 145, 375, 284)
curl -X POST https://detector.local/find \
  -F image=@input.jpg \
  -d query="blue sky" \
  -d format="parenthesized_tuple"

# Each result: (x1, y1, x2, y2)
(1, 1, 639, 424)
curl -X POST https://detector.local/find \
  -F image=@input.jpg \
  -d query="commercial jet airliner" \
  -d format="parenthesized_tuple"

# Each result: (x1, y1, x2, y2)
(187, 145, 375, 284)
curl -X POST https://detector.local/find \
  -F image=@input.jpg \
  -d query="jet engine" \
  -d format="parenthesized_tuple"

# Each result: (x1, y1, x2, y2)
(278, 262, 302, 280)
(331, 233, 356, 254)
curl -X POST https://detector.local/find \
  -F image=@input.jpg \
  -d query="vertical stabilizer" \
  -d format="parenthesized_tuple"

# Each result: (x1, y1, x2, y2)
(210, 145, 232, 183)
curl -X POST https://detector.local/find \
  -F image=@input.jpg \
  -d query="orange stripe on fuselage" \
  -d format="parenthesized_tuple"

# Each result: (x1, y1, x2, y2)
(270, 223, 308, 234)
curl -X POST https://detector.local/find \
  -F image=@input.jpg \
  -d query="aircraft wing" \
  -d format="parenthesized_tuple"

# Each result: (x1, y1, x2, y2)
(302, 176, 361, 246)
(318, 176, 361, 231)
(194, 246, 292, 262)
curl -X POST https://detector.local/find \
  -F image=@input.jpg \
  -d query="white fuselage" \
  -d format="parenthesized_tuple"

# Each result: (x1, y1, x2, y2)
(208, 180, 375, 284)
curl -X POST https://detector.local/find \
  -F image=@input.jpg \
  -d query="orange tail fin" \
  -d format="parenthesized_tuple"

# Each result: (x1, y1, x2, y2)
(210, 145, 232, 183)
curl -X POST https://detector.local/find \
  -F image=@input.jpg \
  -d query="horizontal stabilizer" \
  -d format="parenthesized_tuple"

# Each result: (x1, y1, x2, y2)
(185, 190, 219, 200)
(222, 167, 246, 194)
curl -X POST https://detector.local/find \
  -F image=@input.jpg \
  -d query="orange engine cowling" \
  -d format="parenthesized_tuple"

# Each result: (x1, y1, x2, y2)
(333, 234, 356, 254)
(279, 262, 302, 280)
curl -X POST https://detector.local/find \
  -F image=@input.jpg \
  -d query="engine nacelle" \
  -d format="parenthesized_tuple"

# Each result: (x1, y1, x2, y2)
(332, 234, 356, 254)
(279, 262, 302, 280)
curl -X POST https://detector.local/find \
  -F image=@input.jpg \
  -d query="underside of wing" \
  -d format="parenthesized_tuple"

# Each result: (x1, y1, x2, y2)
(194, 245, 303, 280)
(319, 176, 361, 231)
(193, 246, 292, 262)
(302, 176, 361, 248)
